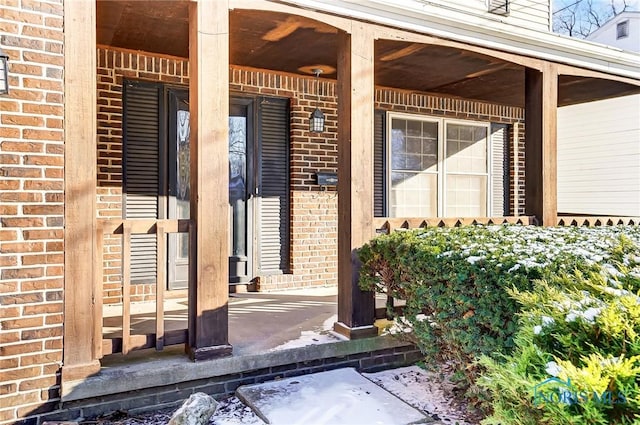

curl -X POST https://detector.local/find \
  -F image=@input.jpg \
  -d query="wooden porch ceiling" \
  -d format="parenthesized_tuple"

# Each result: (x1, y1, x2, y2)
(96, 1, 639, 108)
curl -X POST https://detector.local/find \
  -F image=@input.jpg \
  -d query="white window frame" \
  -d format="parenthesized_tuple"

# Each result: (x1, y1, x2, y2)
(386, 112, 492, 217)
(443, 118, 492, 217)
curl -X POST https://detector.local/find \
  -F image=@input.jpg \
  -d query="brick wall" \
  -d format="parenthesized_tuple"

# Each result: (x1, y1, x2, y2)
(0, 1, 65, 423)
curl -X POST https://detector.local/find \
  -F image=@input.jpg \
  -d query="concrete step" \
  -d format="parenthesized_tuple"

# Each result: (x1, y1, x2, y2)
(236, 367, 434, 425)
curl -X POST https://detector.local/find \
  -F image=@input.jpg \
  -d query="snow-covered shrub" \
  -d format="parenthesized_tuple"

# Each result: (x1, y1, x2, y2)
(358, 225, 640, 385)
(479, 251, 640, 425)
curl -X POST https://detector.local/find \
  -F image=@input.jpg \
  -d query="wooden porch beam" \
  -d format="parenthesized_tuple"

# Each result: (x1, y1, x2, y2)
(334, 23, 377, 340)
(62, 0, 101, 382)
(524, 64, 558, 226)
(374, 29, 545, 70)
(187, 0, 232, 360)
(556, 63, 640, 87)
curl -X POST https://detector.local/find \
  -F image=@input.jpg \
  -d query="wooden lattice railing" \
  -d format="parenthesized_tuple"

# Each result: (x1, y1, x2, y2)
(373, 216, 536, 235)
(97, 218, 192, 356)
(556, 216, 640, 227)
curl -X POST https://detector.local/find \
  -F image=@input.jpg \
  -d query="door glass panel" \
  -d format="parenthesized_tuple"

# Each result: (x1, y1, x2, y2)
(168, 89, 190, 290)
(176, 110, 190, 260)
(229, 116, 247, 257)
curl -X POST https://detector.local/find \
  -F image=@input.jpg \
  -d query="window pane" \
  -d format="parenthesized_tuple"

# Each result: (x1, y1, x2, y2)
(391, 119, 438, 171)
(446, 123, 487, 173)
(390, 118, 439, 217)
(407, 119, 422, 137)
(390, 172, 437, 217)
(391, 127, 406, 169)
(446, 174, 487, 217)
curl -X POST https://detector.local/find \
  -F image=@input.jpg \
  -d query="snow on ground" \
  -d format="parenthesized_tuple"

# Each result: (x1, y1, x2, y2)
(93, 365, 478, 425)
(210, 397, 265, 425)
(364, 366, 476, 425)
(269, 314, 344, 351)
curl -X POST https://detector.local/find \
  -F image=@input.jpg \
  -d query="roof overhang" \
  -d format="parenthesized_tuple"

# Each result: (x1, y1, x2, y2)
(277, 0, 640, 81)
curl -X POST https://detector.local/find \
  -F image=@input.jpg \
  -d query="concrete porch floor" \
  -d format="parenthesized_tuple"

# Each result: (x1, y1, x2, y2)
(102, 286, 343, 359)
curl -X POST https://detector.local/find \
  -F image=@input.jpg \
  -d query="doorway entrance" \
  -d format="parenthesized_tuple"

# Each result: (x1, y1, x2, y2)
(123, 82, 290, 290)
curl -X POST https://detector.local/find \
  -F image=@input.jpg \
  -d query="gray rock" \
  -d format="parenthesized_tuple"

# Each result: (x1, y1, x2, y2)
(168, 392, 218, 425)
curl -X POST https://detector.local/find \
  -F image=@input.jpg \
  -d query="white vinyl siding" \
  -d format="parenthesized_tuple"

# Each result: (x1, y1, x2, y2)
(587, 13, 640, 53)
(557, 95, 640, 216)
(505, 0, 550, 31)
(411, 0, 551, 31)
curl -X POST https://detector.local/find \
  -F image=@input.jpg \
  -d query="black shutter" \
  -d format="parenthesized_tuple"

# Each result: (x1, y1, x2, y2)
(257, 97, 290, 273)
(374, 110, 387, 217)
(123, 81, 160, 284)
(491, 123, 510, 216)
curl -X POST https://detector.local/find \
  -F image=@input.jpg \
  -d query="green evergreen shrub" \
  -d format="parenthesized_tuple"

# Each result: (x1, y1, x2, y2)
(358, 225, 640, 387)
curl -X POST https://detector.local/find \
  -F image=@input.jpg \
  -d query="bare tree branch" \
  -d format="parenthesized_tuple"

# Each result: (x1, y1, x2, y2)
(553, 0, 635, 38)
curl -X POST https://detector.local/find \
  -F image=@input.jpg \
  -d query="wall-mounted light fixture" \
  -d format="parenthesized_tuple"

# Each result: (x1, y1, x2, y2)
(0, 48, 9, 96)
(309, 68, 325, 133)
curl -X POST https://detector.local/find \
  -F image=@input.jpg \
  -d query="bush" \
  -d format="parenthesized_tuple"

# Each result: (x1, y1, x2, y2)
(358, 225, 640, 384)
(479, 252, 640, 424)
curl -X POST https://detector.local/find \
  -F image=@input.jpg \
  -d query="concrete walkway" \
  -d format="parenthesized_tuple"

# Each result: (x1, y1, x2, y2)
(237, 368, 432, 425)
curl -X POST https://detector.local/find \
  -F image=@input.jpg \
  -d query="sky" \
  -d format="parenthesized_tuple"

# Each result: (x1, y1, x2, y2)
(554, 0, 640, 12)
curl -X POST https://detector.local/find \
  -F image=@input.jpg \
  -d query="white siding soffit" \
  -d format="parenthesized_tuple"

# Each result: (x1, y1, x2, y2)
(276, 0, 640, 81)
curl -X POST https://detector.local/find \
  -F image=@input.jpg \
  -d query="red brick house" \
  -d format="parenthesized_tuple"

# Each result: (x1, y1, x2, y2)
(0, 0, 639, 423)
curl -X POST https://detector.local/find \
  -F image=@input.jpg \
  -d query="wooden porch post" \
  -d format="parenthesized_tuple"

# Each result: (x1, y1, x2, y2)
(62, 0, 101, 382)
(524, 64, 558, 226)
(334, 23, 377, 339)
(187, 0, 232, 360)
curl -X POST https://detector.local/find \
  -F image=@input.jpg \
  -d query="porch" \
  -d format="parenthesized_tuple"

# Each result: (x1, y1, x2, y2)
(55, 288, 424, 420)
(100, 287, 340, 358)
(62, 0, 640, 396)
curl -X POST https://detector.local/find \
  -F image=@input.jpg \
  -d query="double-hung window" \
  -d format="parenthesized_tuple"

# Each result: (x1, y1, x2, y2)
(444, 122, 489, 217)
(382, 112, 504, 218)
(389, 116, 439, 217)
